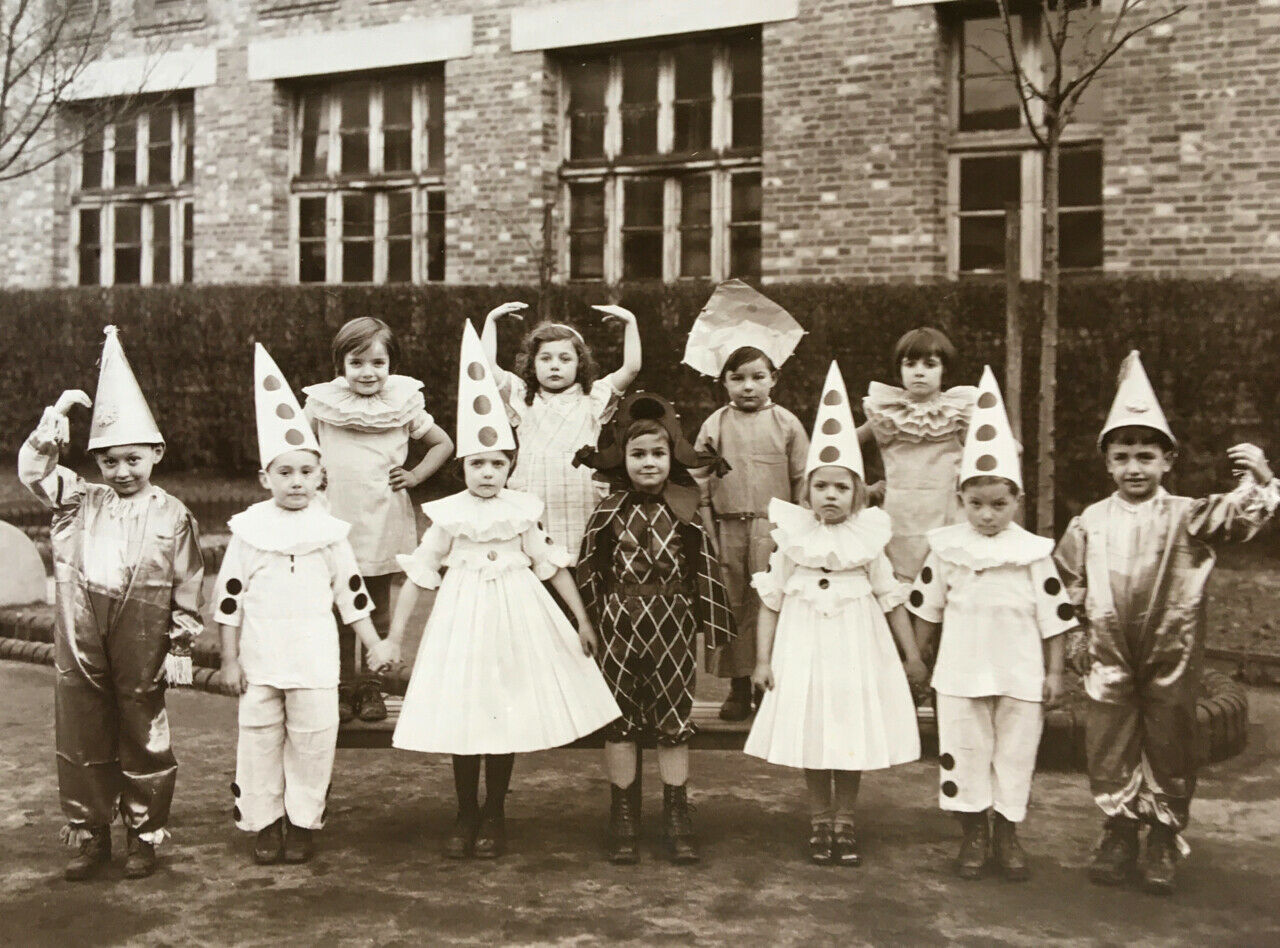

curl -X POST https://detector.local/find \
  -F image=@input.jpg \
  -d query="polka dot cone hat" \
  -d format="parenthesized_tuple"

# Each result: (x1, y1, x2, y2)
(960, 365, 1022, 490)
(253, 343, 321, 469)
(455, 319, 515, 457)
(804, 360, 865, 480)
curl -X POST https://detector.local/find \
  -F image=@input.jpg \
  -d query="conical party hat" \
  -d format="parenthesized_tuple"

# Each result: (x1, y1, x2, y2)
(254, 344, 321, 469)
(682, 280, 805, 378)
(961, 366, 1022, 490)
(1097, 350, 1176, 449)
(456, 320, 515, 457)
(805, 361, 864, 480)
(88, 325, 164, 450)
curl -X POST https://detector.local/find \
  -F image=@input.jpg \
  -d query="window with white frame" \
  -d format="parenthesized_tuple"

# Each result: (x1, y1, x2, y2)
(948, 2, 1103, 277)
(74, 95, 195, 285)
(291, 70, 446, 283)
(560, 31, 762, 283)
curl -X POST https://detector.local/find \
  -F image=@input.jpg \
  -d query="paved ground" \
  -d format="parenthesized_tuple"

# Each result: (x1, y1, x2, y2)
(2, 663, 1279, 946)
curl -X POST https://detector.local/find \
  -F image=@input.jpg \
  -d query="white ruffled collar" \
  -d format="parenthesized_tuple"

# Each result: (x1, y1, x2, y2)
(228, 500, 350, 555)
(767, 498, 892, 571)
(422, 488, 543, 542)
(926, 521, 1053, 571)
(302, 375, 426, 431)
(863, 381, 977, 441)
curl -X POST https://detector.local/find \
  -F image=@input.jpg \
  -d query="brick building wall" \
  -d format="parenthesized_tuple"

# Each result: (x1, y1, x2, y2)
(0, 0, 1276, 288)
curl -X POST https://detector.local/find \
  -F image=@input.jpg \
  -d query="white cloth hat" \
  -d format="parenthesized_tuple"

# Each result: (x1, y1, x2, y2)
(254, 343, 321, 469)
(805, 361, 864, 480)
(1098, 350, 1176, 449)
(682, 280, 805, 378)
(456, 320, 515, 457)
(960, 366, 1022, 490)
(88, 326, 164, 450)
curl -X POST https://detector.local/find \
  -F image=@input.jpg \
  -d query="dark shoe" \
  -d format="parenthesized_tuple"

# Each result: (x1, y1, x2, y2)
(808, 821, 834, 865)
(253, 818, 285, 865)
(1139, 824, 1178, 896)
(608, 784, 640, 864)
(1089, 816, 1140, 887)
(719, 679, 753, 722)
(662, 784, 699, 864)
(283, 820, 314, 864)
(474, 812, 506, 859)
(955, 810, 990, 879)
(63, 826, 111, 881)
(991, 812, 1030, 881)
(123, 829, 158, 880)
(338, 686, 357, 724)
(444, 811, 479, 859)
(833, 822, 861, 867)
(355, 677, 387, 723)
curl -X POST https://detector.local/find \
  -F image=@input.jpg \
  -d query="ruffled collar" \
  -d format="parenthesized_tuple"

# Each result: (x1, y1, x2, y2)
(767, 498, 892, 571)
(228, 500, 350, 555)
(863, 381, 977, 441)
(302, 375, 426, 431)
(926, 521, 1053, 571)
(422, 489, 543, 541)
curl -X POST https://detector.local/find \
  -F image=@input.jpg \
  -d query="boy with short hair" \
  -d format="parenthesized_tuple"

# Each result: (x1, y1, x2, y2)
(1054, 351, 1278, 895)
(576, 392, 736, 864)
(18, 327, 205, 881)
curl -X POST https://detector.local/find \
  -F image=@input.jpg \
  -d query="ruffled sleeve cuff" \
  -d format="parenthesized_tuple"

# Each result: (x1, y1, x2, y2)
(750, 568, 786, 612)
(396, 524, 452, 590)
(396, 552, 442, 590)
(407, 409, 436, 440)
(523, 525, 573, 580)
(876, 580, 911, 614)
(589, 376, 624, 425)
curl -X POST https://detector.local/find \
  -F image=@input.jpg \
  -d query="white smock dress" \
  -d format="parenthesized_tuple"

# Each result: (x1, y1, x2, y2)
(744, 499, 921, 771)
(392, 489, 621, 755)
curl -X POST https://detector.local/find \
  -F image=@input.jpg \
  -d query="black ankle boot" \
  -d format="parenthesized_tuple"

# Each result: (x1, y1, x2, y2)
(608, 784, 640, 864)
(64, 826, 111, 881)
(123, 829, 158, 880)
(719, 678, 753, 721)
(991, 812, 1029, 881)
(1140, 824, 1178, 895)
(955, 810, 990, 879)
(474, 806, 506, 859)
(283, 819, 314, 864)
(444, 810, 479, 859)
(1089, 815, 1140, 886)
(253, 818, 285, 865)
(662, 784, 699, 864)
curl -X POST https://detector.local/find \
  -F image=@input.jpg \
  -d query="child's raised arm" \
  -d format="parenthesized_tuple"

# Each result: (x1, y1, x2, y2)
(480, 301, 529, 388)
(1187, 443, 1279, 545)
(591, 305, 642, 392)
(18, 390, 93, 508)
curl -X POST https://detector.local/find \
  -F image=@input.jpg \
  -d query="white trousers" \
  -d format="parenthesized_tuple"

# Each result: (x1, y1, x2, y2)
(234, 685, 338, 832)
(935, 693, 1044, 822)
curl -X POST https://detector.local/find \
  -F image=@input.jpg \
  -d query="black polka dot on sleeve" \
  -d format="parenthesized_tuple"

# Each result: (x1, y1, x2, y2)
(219, 597, 237, 615)
(1043, 577, 1062, 596)
(349, 576, 362, 592)
(225, 578, 242, 595)
(921, 566, 933, 584)
(353, 593, 369, 611)
(909, 589, 924, 608)
(939, 753, 954, 771)
(1057, 603, 1075, 621)
(941, 781, 958, 798)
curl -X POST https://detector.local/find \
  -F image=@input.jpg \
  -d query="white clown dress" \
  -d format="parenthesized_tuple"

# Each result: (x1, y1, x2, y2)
(744, 499, 921, 771)
(392, 489, 621, 754)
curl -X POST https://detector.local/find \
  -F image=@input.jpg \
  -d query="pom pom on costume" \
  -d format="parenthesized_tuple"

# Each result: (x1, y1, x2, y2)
(1097, 350, 1176, 450)
(88, 326, 164, 450)
(960, 366, 1022, 490)
(682, 280, 805, 378)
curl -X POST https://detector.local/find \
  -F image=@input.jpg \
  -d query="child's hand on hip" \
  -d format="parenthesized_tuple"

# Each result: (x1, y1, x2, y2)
(1042, 671, 1065, 708)
(220, 658, 247, 696)
(751, 663, 774, 692)
(1228, 443, 1273, 484)
(486, 301, 528, 322)
(388, 466, 417, 491)
(591, 305, 637, 327)
(577, 619, 599, 658)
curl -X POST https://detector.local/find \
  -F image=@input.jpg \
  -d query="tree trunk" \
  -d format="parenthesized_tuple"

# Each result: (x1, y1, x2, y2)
(1036, 114, 1061, 538)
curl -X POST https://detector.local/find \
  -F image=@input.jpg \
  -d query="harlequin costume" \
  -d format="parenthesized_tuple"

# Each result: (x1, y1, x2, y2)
(1054, 351, 1279, 889)
(907, 367, 1076, 879)
(863, 380, 977, 582)
(218, 345, 374, 849)
(575, 392, 736, 746)
(17, 327, 204, 877)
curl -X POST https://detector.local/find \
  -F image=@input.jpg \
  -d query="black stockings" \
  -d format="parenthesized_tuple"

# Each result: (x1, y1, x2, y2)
(452, 754, 515, 817)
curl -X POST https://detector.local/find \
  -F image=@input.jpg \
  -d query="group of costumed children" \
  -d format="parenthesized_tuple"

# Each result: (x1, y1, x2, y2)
(22, 285, 1277, 897)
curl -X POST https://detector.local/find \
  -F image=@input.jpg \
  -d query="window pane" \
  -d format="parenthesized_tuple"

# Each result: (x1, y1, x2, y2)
(732, 96, 762, 150)
(182, 203, 194, 283)
(729, 226, 761, 279)
(680, 176, 711, 278)
(78, 209, 100, 286)
(730, 36, 762, 96)
(962, 15, 1018, 75)
(387, 241, 412, 283)
(343, 243, 373, 282)
(427, 190, 446, 281)
(384, 129, 412, 173)
(1060, 7, 1105, 124)
(566, 58, 608, 160)
(299, 93, 328, 177)
(1060, 209, 1103, 268)
(673, 43, 713, 154)
(148, 107, 172, 186)
(623, 232, 662, 279)
(384, 81, 413, 127)
(115, 248, 140, 284)
(180, 102, 194, 183)
(299, 241, 326, 283)
(623, 178, 663, 228)
(426, 75, 446, 170)
(622, 178, 663, 280)
(1059, 147, 1102, 208)
(79, 208, 100, 243)
(299, 197, 326, 239)
(569, 181, 605, 230)
(152, 204, 171, 284)
(959, 155, 1020, 211)
(115, 204, 141, 245)
(114, 120, 137, 186)
(342, 193, 374, 238)
(620, 51, 659, 157)
(82, 128, 104, 189)
(568, 181, 604, 280)
(731, 172, 762, 223)
(959, 14, 1022, 131)
(958, 216, 1008, 272)
(387, 191, 412, 237)
(383, 81, 413, 172)
(339, 84, 370, 173)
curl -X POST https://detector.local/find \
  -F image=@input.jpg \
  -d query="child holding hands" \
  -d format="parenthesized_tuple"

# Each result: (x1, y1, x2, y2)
(746, 363, 926, 866)
(218, 346, 393, 865)
(907, 368, 1077, 881)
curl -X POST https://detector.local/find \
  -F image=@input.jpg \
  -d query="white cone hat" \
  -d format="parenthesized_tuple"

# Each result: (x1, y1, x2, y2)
(805, 361, 864, 480)
(682, 280, 805, 378)
(961, 366, 1022, 490)
(456, 320, 515, 457)
(88, 326, 164, 450)
(254, 344, 321, 469)
(1098, 350, 1176, 449)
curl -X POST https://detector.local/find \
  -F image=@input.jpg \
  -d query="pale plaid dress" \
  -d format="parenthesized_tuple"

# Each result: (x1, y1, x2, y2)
(505, 376, 621, 563)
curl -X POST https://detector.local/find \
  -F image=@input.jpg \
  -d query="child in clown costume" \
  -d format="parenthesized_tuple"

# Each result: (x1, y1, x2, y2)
(907, 368, 1077, 882)
(216, 346, 393, 865)
(18, 327, 205, 881)
(1054, 352, 1278, 895)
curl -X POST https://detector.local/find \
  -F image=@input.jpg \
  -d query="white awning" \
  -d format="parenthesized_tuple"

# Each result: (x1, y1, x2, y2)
(64, 48, 217, 101)
(510, 0, 799, 52)
(246, 16, 473, 82)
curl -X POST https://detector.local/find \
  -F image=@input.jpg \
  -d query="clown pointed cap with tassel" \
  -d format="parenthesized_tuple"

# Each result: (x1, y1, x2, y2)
(456, 320, 515, 457)
(805, 361, 865, 480)
(1097, 350, 1176, 450)
(961, 366, 1023, 491)
(88, 326, 164, 450)
(254, 344, 321, 469)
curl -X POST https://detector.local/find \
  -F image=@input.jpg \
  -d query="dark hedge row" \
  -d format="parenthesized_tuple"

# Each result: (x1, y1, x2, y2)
(1, 278, 1275, 531)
